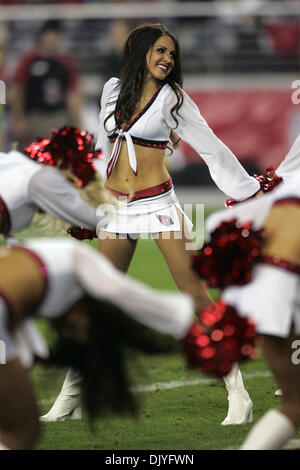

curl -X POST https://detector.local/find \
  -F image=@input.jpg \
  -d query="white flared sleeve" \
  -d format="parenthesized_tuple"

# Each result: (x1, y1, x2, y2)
(72, 243, 194, 339)
(276, 132, 300, 182)
(162, 88, 260, 200)
(28, 167, 98, 229)
(95, 77, 120, 182)
(222, 264, 300, 337)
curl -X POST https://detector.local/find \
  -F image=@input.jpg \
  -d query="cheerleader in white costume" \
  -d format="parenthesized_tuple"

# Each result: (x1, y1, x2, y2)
(0, 150, 101, 237)
(210, 131, 300, 425)
(42, 24, 261, 423)
(0, 127, 113, 240)
(0, 238, 194, 449)
(94, 24, 261, 316)
(205, 177, 300, 449)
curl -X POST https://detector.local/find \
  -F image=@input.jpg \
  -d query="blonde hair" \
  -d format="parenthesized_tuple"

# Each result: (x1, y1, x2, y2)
(58, 167, 117, 207)
(25, 167, 117, 238)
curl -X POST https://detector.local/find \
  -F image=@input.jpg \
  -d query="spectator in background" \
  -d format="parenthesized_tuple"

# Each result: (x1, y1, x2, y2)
(10, 20, 82, 149)
(262, 16, 300, 72)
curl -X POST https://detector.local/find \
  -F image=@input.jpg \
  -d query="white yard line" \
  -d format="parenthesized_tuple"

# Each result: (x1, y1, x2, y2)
(39, 370, 273, 405)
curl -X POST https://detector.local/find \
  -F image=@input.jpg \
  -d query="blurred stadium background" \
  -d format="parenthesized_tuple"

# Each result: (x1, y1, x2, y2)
(1, 0, 300, 450)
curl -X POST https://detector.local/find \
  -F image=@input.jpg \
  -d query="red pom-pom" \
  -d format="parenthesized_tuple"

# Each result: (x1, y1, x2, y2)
(192, 218, 263, 288)
(226, 167, 283, 208)
(24, 126, 99, 186)
(67, 226, 97, 240)
(182, 300, 257, 378)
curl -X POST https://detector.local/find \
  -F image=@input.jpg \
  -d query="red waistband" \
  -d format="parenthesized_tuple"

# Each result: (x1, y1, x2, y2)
(260, 256, 300, 275)
(106, 177, 173, 202)
(109, 135, 168, 150)
(0, 197, 11, 236)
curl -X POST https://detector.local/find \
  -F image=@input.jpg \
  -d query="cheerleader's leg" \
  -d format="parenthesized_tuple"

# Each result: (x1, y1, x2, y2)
(154, 211, 253, 425)
(41, 234, 138, 422)
(153, 210, 212, 311)
(0, 358, 40, 449)
(41, 238, 194, 422)
(241, 332, 300, 449)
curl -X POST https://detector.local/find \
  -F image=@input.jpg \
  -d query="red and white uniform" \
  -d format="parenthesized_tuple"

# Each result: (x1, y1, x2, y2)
(96, 77, 260, 200)
(0, 150, 100, 236)
(206, 179, 300, 337)
(0, 238, 194, 366)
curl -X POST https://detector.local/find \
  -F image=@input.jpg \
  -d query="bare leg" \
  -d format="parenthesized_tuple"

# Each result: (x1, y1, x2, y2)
(0, 358, 40, 449)
(241, 332, 300, 449)
(98, 233, 138, 273)
(154, 215, 252, 426)
(41, 234, 138, 422)
(154, 211, 212, 311)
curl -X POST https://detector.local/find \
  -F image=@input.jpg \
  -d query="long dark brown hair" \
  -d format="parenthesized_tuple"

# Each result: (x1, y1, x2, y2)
(104, 23, 184, 132)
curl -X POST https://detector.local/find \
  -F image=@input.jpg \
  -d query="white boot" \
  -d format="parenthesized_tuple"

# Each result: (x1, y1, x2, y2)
(40, 369, 82, 422)
(221, 363, 253, 425)
(275, 389, 283, 397)
(240, 409, 296, 449)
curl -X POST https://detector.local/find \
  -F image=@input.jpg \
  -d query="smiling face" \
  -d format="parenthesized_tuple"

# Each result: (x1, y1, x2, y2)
(145, 34, 175, 85)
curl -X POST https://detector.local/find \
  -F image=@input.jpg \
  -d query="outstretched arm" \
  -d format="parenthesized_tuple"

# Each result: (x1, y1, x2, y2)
(28, 167, 98, 230)
(72, 242, 194, 340)
(163, 88, 260, 201)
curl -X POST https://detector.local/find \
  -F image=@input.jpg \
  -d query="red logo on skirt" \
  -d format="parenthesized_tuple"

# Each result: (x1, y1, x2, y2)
(156, 215, 174, 226)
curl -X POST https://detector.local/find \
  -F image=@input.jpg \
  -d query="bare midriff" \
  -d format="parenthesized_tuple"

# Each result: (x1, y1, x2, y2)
(106, 142, 171, 194)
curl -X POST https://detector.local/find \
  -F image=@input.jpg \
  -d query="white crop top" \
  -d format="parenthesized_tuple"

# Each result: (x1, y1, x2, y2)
(96, 77, 260, 200)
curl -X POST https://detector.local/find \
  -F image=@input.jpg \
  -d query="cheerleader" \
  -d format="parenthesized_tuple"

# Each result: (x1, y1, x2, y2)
(0, 237, 194, 449)
(202, 174, 300, 449)
(41, 24, 263, 423)
(208, 131, 300, 426)
(95, 23, 260, 310)
(0, 126, 112, 241)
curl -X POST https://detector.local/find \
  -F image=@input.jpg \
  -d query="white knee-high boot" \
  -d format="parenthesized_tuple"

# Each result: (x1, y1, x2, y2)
(40, 368, 82, 422)
(221, 363, 253, 426)
(240, 409, 296, 449)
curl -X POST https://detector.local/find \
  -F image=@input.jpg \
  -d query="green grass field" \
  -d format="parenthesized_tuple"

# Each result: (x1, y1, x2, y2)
(27, 238, 299, 450)
(3, 214, 300, 451)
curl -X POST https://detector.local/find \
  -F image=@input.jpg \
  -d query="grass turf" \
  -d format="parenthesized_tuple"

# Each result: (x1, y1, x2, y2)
(27, 237, 300, 450)
(3, 211, 300, 450)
